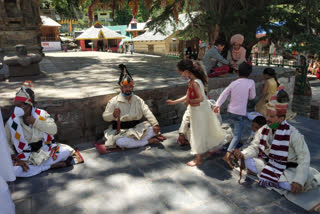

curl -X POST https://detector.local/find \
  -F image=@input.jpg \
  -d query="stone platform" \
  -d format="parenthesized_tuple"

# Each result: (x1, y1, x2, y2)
(10, 115, 319, 214)
(0, 52, 296, 144)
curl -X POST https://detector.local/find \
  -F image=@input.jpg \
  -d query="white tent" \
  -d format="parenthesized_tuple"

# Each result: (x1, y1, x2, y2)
(76, 24, 125, 40)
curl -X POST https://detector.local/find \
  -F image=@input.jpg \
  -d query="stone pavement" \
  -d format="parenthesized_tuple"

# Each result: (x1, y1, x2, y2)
(10, 114, 319, 214)
(0, 51, 289, 107)
(0, 52, 182, 106)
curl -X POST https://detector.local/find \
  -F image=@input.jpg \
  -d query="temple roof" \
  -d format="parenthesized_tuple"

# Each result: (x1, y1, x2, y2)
(76, 24, 125, 40)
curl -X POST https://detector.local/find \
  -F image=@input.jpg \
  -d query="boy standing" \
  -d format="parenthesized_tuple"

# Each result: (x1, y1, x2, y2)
(214, 62, 256, 168)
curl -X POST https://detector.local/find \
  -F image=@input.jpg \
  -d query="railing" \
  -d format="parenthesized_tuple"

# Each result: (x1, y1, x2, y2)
(251, 53, 297, 68)
(252, 53, 308, 96)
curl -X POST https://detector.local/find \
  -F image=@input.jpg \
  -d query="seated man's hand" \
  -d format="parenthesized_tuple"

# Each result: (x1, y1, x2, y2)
(15, 160, 29, 172)
(213, 106, 220, 113)
(232, 149, 244, 160)
(24, 115, 36, 125)
(153, 125, 160, 134)
(113, 108, 121, 118)
(178, 133, 189, 145)
(291, 182, 303, 194)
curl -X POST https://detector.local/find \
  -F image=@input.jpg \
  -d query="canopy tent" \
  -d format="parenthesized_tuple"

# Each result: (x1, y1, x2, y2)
(76, 22, 125, 52)
(76, 24, 125, 40)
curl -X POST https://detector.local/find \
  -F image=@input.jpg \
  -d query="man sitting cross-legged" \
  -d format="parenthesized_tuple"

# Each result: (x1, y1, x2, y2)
(5, 81, 82, 177)
(233, 90, 320, 193)
(101, 73, 165, 151)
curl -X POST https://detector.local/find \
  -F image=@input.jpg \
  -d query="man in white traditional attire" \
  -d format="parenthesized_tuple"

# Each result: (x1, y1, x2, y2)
(0, 108, 16, 214)
(5, 81, 80, 177)
(102, 73, 165, 149)
(233, 90, 320, 193)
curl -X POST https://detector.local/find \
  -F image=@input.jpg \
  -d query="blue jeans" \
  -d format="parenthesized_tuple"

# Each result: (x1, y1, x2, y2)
(227, 113, 245, 152)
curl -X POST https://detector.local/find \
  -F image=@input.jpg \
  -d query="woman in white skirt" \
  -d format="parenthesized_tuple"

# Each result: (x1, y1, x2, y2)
(167, 59, 226, 166)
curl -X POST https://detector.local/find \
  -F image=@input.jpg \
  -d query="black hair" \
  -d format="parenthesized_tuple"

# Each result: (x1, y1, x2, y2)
(25, 88, 35, 104)
(214, 39, 226, 46)
(253, 116, 267, 127)
(177, 59, 208, 92)
(118, 64, 132, 85)
(276, 90, 290, 103)
(263, 67, 280, 87)
(238, 62, 252, 77)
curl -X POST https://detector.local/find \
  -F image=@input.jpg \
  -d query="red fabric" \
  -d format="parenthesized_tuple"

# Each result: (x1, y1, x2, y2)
(208, 65, 230, 78)
(14, 96, 28, 103)
(316, 69, 320, 79)
(188, 85, 198, 99)
(18, 142, 26, 150)
(17, 153, 26, 160)
(35, 109, 41, 115)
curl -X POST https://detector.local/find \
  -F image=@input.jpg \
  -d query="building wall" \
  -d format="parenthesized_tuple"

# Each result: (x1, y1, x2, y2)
(133, 40, 167, 55)
(83, 10, 113, 26)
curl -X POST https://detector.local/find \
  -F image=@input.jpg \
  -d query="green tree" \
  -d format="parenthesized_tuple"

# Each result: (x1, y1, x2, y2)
(112, 1, 132, 25)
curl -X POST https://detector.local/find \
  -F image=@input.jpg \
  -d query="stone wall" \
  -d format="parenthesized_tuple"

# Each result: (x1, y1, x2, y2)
(0, 0, 42, 56)
(1, 67, 296, 145)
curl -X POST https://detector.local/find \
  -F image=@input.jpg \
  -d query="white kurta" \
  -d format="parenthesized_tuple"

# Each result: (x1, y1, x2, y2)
(5, 108, 74, 177)
(102, 93, 159, 148)
(242, 124, 320, 192)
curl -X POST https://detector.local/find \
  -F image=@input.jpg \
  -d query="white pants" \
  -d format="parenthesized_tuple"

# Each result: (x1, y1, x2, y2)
(245, 158, 292, 191)
(0, 177, 15, 214)
(116, 127, 155, 148)
(14, 145, 71, 177)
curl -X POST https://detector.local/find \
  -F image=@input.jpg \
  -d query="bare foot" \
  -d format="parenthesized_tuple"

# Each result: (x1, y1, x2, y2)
(223, 152, 234, 169)
(187, 159, 202, 166)
(187, 154, 202, 166)
(148, 137, 160, 145)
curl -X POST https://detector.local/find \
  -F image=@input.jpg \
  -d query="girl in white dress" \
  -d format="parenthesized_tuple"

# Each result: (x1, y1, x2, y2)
(167, 60, 226, 166)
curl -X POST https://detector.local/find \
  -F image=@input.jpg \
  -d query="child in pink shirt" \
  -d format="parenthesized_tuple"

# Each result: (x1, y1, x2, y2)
(214, 62, 256, 168)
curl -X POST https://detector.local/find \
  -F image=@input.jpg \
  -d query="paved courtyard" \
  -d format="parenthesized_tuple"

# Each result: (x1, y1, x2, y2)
(1, 51, 283, 107)
(10, 115, 319, 214)
(0, 52, 182, 106)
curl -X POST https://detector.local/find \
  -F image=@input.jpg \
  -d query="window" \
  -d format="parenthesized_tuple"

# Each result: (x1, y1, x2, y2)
(131, 23, 137, 29)
(100, 13, 107, 16)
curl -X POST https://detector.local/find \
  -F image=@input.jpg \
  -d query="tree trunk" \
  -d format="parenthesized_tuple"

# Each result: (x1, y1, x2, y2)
(208, 24, 220, 45)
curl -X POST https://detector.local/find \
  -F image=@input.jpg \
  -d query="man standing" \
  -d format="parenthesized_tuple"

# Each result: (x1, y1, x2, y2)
(233, 90, 320, 193)
(102, 73, 165, 149)
(129, 43, 134, 55)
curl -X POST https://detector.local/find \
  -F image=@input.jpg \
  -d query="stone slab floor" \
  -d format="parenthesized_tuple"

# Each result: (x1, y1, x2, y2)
(10, 115, 319, 214)
(0, 51, 285, 106)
